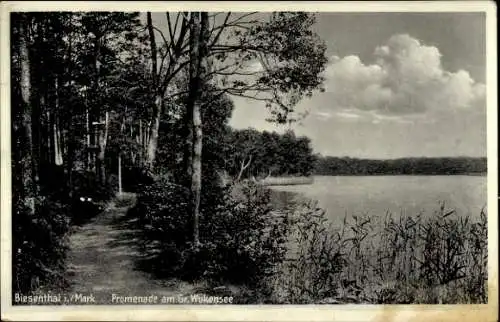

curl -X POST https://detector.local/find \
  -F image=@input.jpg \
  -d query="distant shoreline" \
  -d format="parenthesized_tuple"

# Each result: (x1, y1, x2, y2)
(259, 173, 486, 188)
(256, 176, 314, 186)
(314, 156, 487, 177)
(312, 172, 487, 177)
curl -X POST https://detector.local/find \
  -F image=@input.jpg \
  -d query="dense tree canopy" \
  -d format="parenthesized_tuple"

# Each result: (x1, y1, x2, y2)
(10, 11, 328, 290)
(224, 129, 315, 180)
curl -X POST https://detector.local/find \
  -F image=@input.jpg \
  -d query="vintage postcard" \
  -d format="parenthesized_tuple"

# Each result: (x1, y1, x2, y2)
(1, 1, 497, 321)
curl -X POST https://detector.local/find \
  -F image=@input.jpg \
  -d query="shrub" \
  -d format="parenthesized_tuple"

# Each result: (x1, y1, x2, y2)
(114, 192, 137, 208)
(132, 179, 290, 299)
(107, 173, 119, 193)
(70, 196, 105, 226)
(71, 170, 115, 202)
(133, 177, 192, 276)
(121, 166, 156, 193)
(197, 183, 290, 289)
(12, 195, 71, 297)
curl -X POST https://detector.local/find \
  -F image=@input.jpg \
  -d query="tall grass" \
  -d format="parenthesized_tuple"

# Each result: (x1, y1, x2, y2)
(270, 201, 488, 304)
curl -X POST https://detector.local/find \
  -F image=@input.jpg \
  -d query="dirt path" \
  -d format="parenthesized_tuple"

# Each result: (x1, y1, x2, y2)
(62, 194, 199, 304)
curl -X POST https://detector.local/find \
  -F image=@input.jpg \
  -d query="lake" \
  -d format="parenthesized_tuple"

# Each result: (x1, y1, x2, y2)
(270, 175, 487, 226)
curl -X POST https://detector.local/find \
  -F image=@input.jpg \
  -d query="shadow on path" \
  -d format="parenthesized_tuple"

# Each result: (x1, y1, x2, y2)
(63, 193, 200, 304)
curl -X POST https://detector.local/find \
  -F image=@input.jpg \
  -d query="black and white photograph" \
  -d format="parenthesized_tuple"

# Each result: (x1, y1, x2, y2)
(1, 1, 497, 321)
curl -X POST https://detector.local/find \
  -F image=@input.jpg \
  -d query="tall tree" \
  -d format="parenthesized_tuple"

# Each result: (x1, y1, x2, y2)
(186, 12, 211, 244)
(78, 12, 141, 185)
(146, 12, 161, 171)
(176, 12, 327, 242)
(145, 12, 326, 172)
(15, 13, 38, 214)
(144, 12, 190, 171)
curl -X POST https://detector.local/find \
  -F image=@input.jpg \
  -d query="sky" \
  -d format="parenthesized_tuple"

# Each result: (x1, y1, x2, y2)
(227, 13, 487, 158)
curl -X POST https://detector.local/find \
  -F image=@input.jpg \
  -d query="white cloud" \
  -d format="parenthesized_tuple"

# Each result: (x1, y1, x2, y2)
(322, 34, 486, 115)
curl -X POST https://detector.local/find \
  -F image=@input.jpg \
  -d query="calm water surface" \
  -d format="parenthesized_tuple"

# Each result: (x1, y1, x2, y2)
(270, 175, 487, 226)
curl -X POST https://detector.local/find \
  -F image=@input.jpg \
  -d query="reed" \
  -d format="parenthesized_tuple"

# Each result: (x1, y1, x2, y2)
(270, 201, 488, 304)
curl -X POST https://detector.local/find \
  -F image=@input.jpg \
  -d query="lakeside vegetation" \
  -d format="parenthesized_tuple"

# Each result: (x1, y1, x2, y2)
(125, 181, 488, 304)
(10, 11, 487, 305)
(270, 196, 488, 304)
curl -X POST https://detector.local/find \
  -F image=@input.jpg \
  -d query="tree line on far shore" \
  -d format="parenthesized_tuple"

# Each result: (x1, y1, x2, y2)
(313, 155, 487, 176)
(223, 128, 316, 180)
(208, 128, 487, 178)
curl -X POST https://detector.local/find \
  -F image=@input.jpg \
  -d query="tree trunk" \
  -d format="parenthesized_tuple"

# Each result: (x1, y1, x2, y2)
(44, 103, 52, 166)
(145, 12, 161, 172)
(118, 153, 122, 195)
(65, 15, 75, 197)
(92, 32, 106, 184)
(182, 105, 193, 184)
(31, 45, 42, 180)
(32, 17, 45, 172)
(53, 117, 63, 165)
(138, 119, 142, 147)
(53, 77, 63, 166)
(145, 94, 162, 171)
(187, 12, 201, 244)
(97, 111, 109, 185)
(18, 14, 37, 214)
(236, 155, 252, 181)
(187, 12, 210, 245)
(66, 134, 75, 198)
(191, 96, 203, 245)
(85, 98, 91, 170)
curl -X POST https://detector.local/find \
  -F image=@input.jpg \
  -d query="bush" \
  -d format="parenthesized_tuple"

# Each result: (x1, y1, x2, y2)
(132, 179, 290, 298)
(107, 173, 119, 193)
(70, 196, 105, 226)
(133, 177, 192, 275)
(197, 183, 290, 289)
(71, 170, 115, 202)
(121, 166, 156, 193)
(12, 195, 71, 296)
(37, 165, 115, 203)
